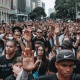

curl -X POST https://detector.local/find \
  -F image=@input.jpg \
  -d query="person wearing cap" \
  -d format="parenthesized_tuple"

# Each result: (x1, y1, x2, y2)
(21, 49, 80, 80)
(47, 40, 75, 74)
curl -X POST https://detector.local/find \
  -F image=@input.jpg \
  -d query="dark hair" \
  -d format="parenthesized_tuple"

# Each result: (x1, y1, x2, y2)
(0, 39, 4, 50)
(6, 40, 16, 47)
(35, 41, 44, 45)
(37, 28, 43, 32)
(13, 56, 22, 65)
(51, 50, 57, 54)
(37, 45, 46, 62)
(12, 26, 22, 34)
(52, 44, 56, 48)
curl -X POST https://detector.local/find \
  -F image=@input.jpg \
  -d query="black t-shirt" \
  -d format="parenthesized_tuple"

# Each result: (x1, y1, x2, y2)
(73, 60, 80, 74)
(4, 74, 16, 80)
(0, 54, 19, 79)
(32, 73, 80, 80)
(48, 56, 57, 73)
(32, 57, 49, 76)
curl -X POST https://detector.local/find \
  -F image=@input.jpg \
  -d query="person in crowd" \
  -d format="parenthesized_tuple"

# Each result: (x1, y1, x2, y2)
(46, 44, 57, 60)
(0, 39, 4, 56)
(48, 40, 75, 74)
(31, 28, 47, 50)
(48, 50, 57, 61)
(32, 44, 49, 78)
(15, 48, 41, 80)
(0, 26, 5, 39)
(34, 41, 44, 57)
(22, 49, 80, 80)
(12, 26, 26, 56)
(5, 56, 22, 80)
(73, 46, 80, 74)
(0, 40, 19, 79)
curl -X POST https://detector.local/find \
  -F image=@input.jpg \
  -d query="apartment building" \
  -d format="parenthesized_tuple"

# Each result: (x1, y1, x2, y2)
(10, 0, 28, 23)
(31, 0, 42, 11)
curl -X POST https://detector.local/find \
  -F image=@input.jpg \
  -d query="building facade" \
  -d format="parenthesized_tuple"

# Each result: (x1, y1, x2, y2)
(0, 0, 11, 23)
(48, 8, 54, 16)
(42, 2, 45, 10)
(31, 0, 42, 11)
(9, 0, 28, 23)
(26, 0, 31, 14)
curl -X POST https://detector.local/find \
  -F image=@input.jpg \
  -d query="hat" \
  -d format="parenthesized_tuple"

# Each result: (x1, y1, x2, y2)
(56, 50, 77, 62)
(12, 26, 22, 34)
(60, 41, 74, 49)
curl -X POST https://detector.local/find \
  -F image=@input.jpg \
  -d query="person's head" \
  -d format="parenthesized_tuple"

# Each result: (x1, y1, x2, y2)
(55, 50, 77, 79)
(5, 40, 17, 55)
(77, 46, 80, 60)
(35, 41, 44, 50)
(12, 56, 22, 77)
(37, 44, 46, 61)
(13, 56, 22, 68)
(51, 44, 57, 51)
(51, 50, 57, 56)
(13, 31, 21, 39)
(49, 50, 57, 60)
(36, 28, 43, 38)
(12, 26, 22, 34)
(60, 41, 74, 50)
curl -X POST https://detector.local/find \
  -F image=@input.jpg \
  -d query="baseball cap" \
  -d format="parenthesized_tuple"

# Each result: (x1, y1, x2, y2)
(60, 41, 74, 49)
(56, 50, 78, 62)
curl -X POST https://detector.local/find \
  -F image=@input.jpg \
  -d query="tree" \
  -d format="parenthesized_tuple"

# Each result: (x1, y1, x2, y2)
(29, 12, 37, 21)
(50, 12, 56, 20)
(55, 0, 77, 21)
(29, 7, 46, 21)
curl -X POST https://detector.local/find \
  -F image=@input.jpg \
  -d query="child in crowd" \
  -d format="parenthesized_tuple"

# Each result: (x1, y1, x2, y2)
(5, 56, 22, 80)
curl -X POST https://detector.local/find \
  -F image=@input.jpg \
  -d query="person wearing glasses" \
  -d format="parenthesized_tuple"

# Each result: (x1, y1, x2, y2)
(31, 28, 47, 51)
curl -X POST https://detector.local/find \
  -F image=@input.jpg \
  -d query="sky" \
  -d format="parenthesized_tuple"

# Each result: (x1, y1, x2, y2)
(42, 0, 56, 15)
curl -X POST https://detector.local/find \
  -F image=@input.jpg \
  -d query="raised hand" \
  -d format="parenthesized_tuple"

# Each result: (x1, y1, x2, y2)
(22, 29, 31, 42)
(12, 65, 22, 77)
(22, 48, 41, 71)
(16, 38, 22, 43)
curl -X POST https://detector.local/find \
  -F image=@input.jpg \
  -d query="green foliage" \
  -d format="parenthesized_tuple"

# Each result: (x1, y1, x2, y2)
(29, 7, 46, 21)
(50, 12, 56, 20)
(55, 0, 77, 21)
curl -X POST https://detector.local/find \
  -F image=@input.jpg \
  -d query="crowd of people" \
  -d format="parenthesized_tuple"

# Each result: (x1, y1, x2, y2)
(0, 19, 80, 80)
